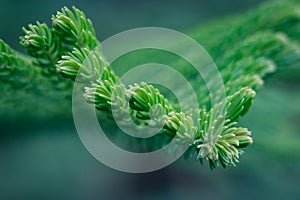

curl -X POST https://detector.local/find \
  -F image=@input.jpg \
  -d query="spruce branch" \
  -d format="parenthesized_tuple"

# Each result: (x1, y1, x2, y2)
(52, 6, 99, 50)
(51, 7, 255, 167)
(57, 47, 107, 81)
(58, 45, 195, 143)
(1, 0, 300, 169)
(186, 87, 255, 169)
(11, 5, 271, 168)
(20, 6, 100, 89)
(20, 22, 62, 70)
(20, 21, 73, 91)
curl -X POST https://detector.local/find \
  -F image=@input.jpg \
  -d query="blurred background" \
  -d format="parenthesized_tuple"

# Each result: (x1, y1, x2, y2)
(1, 0, 300, 200)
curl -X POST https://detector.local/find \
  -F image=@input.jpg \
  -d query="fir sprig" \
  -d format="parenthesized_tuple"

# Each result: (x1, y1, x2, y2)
(49, 7, 255, 168)
(20, 22, 61, 70)
(1, 0, 300, 169)
(52, 6, 99, 50)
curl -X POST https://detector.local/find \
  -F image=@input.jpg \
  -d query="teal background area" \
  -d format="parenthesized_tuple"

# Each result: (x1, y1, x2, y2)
(2, 0, 300, 200)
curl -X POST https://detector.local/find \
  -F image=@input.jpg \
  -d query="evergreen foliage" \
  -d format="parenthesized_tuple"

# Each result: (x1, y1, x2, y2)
(1, 0, 299, 169)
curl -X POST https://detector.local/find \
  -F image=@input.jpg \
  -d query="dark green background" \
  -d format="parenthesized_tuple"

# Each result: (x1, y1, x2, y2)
(2, 0, 300, 200)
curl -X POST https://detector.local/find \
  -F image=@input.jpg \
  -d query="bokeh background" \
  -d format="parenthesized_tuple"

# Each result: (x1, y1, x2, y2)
(1, 0, 300, 200)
